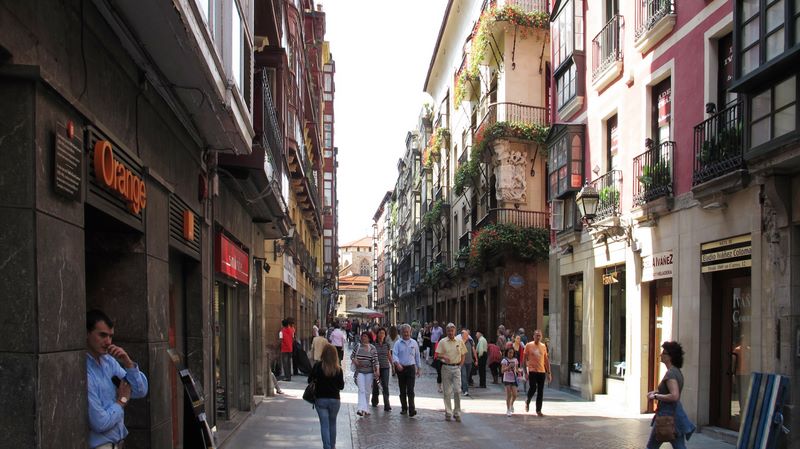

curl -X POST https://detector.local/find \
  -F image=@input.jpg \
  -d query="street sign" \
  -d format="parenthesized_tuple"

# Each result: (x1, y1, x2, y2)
(509, 274, 525, 288)
(469, 279, 479, 289)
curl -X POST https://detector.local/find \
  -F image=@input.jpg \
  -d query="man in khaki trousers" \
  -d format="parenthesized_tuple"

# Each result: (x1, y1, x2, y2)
(435, 323, 466, 422)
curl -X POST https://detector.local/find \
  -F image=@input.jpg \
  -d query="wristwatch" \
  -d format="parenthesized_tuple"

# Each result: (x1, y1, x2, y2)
(119, 397, 129, 405)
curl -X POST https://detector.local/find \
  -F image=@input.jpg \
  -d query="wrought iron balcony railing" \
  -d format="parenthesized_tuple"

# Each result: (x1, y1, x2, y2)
(476, 102, 549, 136)
(590, 170, 623, 220)
(502, 0, 549, 13)
(592, 15, 623, 81)
(693, 101, 745, 186)
(635, 0, 675, 41)
(633, 141, 674, 205)
(476, 208, 550, 229)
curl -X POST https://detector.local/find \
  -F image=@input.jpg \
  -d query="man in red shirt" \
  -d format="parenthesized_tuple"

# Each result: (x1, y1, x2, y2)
(279, 318, 295, 381)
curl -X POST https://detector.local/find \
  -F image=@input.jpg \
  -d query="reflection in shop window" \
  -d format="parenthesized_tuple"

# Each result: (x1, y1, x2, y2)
(604, 266, 626, 379)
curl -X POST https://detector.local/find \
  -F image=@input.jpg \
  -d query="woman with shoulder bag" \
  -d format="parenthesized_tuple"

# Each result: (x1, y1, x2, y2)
(645, 341, 696, 448)
(351, 331, 380, 416)
(309, 343, 344, 449)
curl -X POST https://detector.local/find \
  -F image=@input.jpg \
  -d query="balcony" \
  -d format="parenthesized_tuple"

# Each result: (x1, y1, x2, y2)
(476, 101, 549, 136)
(476, 208, 550, 229)
(500, 0, 549, 13)
(693, 101, 745, 186)
(592, 15, 623, 91)
(589, 170, 622, 220)
(634, 0, 676, 54)
(633, 141, 674, 205)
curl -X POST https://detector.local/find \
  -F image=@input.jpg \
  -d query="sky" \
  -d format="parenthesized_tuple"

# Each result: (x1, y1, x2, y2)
(323, 0, 449, 246)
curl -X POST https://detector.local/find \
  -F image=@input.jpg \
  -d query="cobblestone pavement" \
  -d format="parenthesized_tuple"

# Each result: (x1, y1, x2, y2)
(225, 350, 735, 449)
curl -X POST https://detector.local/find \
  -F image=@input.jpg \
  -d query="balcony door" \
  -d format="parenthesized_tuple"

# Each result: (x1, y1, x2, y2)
(717, 33, 736, 109)
(606, 114, 619, 172)
(652, 77, 672, 144)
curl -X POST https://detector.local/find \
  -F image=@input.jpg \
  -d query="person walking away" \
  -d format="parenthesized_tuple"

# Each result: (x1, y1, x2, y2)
(325, 322, 335, 341)
(312, 319, 320, 338)
(646, 341, 696, 448)
(488, 341, 502, 384)
(422, 324, 433, 361)
(432, 340, 443, 393)
(311, 328, 328, 366)
(279, 318, 296, 381)
(393, 324, 422, 417)
(387, 325, 399, 377)
(329, 323, 346, 362)
(436, 323, 466, 422)
(430, 321, 443, 348)
(309, 343, 345, 449)
(460, 329, 477, 396)
(496, 325, 507, 348)
(518, 328, 528, 345)
(371, 328, 393, 411)
(502, 347, 521, 417)
(475, 331, 488, 388)
(86, 309, 149, 449)
(523, 329, 551, 415)
(351, 332, 379, 416)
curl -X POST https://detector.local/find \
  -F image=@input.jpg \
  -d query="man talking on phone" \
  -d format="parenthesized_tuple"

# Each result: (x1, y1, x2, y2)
(86, 310, 149, 449)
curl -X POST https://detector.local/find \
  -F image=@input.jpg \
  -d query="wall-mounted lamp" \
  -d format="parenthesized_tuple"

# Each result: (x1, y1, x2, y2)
(253, 256, 271, 273)
(273, 226, 296, 260)
(576, 182, 631, 242)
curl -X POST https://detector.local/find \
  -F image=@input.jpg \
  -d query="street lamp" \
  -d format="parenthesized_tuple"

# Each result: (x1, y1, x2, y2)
(575, 182, 599, 221)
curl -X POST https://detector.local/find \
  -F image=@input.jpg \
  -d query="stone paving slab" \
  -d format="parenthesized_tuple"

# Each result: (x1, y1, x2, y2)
(224, 352, 735, 449)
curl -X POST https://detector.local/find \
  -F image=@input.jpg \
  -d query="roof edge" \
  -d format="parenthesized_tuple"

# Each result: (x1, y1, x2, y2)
(423, 0, 455, 93)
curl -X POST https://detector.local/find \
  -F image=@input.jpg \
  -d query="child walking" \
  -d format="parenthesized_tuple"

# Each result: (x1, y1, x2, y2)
(501, 347, 520, 417)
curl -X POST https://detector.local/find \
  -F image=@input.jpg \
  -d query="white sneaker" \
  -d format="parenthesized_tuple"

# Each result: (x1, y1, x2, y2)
(511, 404, 514, 413)
(506, 410, 512, 417)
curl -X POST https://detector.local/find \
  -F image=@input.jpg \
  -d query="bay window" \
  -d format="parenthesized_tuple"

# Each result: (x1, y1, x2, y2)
(552, 0, 585, 114)
(547, 124, 585, 200)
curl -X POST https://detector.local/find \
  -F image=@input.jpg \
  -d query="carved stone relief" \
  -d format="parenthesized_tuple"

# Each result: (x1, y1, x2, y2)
(492, 140, 527, 204)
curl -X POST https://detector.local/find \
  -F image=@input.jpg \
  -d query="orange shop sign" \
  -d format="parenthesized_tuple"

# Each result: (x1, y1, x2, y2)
(93, 140, 147, 214)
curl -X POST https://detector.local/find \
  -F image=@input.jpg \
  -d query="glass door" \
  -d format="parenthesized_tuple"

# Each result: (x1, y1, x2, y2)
(648, 279, 672, 412)
(568, 276, 584, 388)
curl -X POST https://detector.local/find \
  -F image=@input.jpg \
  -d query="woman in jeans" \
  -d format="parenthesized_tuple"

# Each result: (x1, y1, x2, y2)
(351, 331, 379, 416)
(371, 328, 393, 411)
(645, 341, 696, 448)
(309, 343, 344, 449)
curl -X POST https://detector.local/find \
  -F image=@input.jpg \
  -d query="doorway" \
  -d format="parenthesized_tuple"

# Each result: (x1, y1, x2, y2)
(647, 279, 673, 412)
(709, 268, 751, 431)
(567, 275, 584, 389)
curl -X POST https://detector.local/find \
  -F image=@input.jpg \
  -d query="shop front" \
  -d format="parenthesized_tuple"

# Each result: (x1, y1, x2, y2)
(702, 234, 752, 431)
(642, 250, 674, 412)
(213, 232, 252, 422)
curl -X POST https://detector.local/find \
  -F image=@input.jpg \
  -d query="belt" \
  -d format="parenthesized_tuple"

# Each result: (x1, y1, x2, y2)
(444, 363, 460, 366)
(94, 441, 124, 449)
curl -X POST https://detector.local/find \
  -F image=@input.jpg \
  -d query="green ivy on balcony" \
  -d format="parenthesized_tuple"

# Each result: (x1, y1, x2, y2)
(423, 262, 449, 288)
(423, 128, 451, 169)
(453, 121, 548, 196)
(469, 223, 549, 271)
(455, 4, 550, 108)
(422, 199, 445, 230)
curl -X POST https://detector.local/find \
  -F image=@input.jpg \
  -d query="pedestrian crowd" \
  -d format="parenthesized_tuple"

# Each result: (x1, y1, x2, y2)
(277, 317, 695, 449)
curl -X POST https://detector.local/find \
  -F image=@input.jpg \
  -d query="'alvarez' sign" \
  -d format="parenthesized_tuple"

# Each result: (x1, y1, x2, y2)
(93, 140, 147, 214)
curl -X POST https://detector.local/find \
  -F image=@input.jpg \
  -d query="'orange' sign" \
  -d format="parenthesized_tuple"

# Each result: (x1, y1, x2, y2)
(93, 140, 147, 214)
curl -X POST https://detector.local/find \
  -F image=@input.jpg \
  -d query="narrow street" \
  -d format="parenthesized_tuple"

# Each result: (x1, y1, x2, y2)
(224, 357, 734, 449)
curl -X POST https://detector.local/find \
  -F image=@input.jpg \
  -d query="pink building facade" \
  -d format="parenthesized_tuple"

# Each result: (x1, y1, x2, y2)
(547, 0, 800, 440)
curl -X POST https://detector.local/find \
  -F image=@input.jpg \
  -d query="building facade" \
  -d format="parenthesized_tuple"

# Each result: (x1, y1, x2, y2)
(373, 191, 394, 322)
(0, 0, 335, 447)
(337, 237, 374, 317)
(378, 0, 552, 336)
(546, 0, 800, 442)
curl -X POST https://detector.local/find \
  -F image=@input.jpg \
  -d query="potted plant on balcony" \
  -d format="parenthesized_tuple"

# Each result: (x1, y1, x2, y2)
(598, 186, 619, 207)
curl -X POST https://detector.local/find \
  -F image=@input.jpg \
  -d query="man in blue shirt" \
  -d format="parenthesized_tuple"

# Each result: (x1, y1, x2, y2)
(87, 310, 149, 449)
(392, 324, 421, 417)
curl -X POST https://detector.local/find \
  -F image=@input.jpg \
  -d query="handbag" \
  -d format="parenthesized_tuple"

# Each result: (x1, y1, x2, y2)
(303, 380, 317, 405)
(653, 403, 677, 443)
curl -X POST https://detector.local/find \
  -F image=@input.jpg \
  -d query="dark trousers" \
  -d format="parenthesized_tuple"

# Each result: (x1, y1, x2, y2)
(490, 362, 500, 383)
(477, 353, 488, 387)
(435, 361, 442, 384)
(397, 365, 416, 412)
(372, 367, 390, 407)
(527, 372, 546, 412)
(335, 346, 343, 362)
(280, 352, 293, 380)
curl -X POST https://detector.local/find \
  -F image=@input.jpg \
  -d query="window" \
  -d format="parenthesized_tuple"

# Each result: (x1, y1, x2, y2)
(360, 260, 370, 276)
(323, 93, 333, 101)
(324, 238, 332, 263)
(324, 132, 332, 148)
(556, 62, 578, 109)
(324, 181, 332, 207)
(324, 150, 332, 158)
(547, 125, 584, 200)
(324, 114, 333, 123)
(603, 266, 626, 380)
(750, 75, 797, 147)
(553, 0, 584, 68)
(738, 0, 800, 77)
(324, 172, 333, 180)
(324, 74, 332, 92)
(231, 6, 243, 91)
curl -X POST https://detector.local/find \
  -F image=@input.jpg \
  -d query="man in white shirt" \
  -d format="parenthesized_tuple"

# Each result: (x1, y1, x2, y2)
(328, 323, 347, 361)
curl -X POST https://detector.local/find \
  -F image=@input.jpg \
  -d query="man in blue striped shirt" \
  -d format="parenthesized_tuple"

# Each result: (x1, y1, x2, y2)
(87, 310, 149, 449)
(392, 324, 421, 417)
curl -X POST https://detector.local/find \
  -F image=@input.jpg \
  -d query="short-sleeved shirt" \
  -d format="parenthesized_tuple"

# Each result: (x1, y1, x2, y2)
(436, 337, 466, 365)
(280, 326, 294, 353)
(329, 328, 346, 347)
(311, 336, 328, 361)
(524, 341, 549, 373)
(658, 367, 684, 394)
(463, 338, 475, 365)
(431, 326, 443, 343)
(501, 357, 519, 383)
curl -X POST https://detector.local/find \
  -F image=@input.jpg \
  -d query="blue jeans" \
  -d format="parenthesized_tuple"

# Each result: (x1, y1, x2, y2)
(315, 398, 340, 449)
(461, 364, 472, 393)
(646, 429, 686, 449)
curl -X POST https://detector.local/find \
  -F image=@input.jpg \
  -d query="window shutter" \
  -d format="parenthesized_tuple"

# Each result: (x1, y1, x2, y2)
(551, 200, 565, 231)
